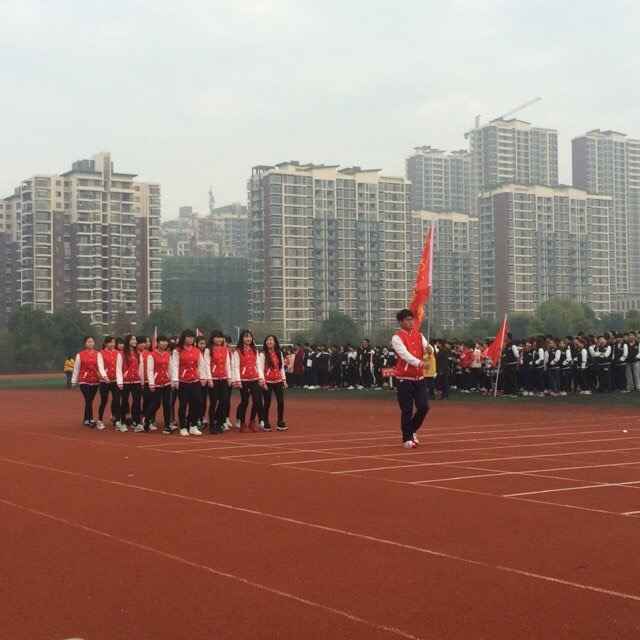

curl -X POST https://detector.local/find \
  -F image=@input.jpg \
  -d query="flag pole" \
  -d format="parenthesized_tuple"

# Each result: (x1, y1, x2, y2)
(493, 314, 508, 398)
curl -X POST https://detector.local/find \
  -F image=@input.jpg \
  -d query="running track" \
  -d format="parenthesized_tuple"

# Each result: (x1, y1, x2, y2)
(2, 389, 640, 639)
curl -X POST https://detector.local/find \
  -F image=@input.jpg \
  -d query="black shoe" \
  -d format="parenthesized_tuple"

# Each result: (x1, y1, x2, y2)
(276, 422, 288, 431)
(162, 426, 172, 435)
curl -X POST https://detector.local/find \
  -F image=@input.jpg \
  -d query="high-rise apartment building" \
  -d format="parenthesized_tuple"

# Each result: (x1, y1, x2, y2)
(478, 185, 612, 318)
(572, 129, 640, 301)
(248, 162, 412, 339)
(467, 118, 558, 213)
(412, 211, 480, 330)
(0, 198, 19, 327)
(406, 147, 471, 214)
(1, 152, 162, 329)
(209, 202, 249, 258)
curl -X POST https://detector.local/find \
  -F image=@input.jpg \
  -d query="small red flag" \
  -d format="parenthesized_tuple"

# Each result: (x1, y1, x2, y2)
(409, 227, 434, 327)
(485, 315, 509, 367)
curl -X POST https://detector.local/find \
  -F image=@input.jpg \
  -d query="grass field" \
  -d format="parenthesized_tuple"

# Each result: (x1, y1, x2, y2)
(2, 386, 640, 639)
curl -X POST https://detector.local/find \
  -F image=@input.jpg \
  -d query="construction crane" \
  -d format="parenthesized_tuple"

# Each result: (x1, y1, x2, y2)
(472, 96, 542, 132)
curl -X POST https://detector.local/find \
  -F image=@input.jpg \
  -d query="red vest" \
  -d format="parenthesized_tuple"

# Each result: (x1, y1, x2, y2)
(393, 329, 425, 380)
(78, 349, 99, 384)
(101, 349, 118, 382)
(122, 351, 141, 384)
(178, 346, 201, 383)
(264, 350, 284, 383)
(210, 346, 229, 380)
(238, 347, 259, 381)
(139, 348, 150, 382)
(150, 350, 171, 387)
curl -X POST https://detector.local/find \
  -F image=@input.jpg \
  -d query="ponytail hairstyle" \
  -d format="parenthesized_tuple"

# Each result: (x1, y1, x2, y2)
(178, 329, 195, 350)
(263, 334, 282, 370)
(237, 329, 257, 353)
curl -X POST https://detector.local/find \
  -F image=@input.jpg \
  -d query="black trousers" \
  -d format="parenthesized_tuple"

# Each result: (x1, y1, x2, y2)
(237, 380, 265, 424)
(613, 365, 627, 391)
(263, 382, 285, 426)
(121, 383, 142, 425)
(178, 382, 202, 428)
(208, 380, 230, 429)
(200, 385, 209, 423)
(98, 381, 120, 422)
(142, 384, 153, 421)
(79, 384, 99, 422)
(146, 386, 172, 427)
(170, 388, 178, 424)
(396, 379, 429, 443)
(597, 366, 611, 392)
(437, 373, 450, 398)
(502, 366, 518, 395)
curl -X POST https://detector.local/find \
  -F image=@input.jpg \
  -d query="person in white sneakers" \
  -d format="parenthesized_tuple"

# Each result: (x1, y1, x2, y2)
(390, 309, 430, 449)
(171, 329, 208, 436)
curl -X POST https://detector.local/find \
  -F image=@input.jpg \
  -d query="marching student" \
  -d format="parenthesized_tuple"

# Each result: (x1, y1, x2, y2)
(71, 336, 102, 428)
(559, 338, 574, 395)
(532, 338, 547, 396)
(547, 339, 562, 396)
(171, 329, 207, 437)
(627, 333, 640, 391)
(97, 335, 121, 429)
(64, 355, 75, 389)
(423, 344, 437, 400)
(501, 334, 519, 397)
(231, 329, 266, 432)
(574, 337, 591, 395)
(595, 335, 612, 393)
(612, 334, 629, 392)
(145, 335, 173, 434)
(390, 309, 430, 449)
(204, 331, 232, 434)
(136, 336, 153, 430)
(116, 334, 143, 432)
(262, 334, 288, 431)
(196, 335, 209, 428)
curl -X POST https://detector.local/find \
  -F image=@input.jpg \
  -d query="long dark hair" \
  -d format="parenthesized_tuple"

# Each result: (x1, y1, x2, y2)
(123, 334, 137, 364)
(237, 329, 257, 353)
(178, 329, 195, 350)
(102, 335, 115, 349)
(263, 334, 282, 369)
(208, 330, 225, 348)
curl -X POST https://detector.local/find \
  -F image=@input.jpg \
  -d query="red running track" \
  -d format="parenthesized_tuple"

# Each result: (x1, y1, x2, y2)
(2, 389, 640, 639)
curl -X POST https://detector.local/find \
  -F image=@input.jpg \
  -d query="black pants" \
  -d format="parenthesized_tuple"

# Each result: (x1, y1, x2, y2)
(178, 382, 202, 428)
(208, 380, 230, 429)
(79, 384, 98, 422)
(146, 386, 172, 427)
(437, 373, 449, 398)
(360, 367, 373, 388)
(121, 383, 142, 425)
(502, 366, 518, 395)
(597, 366, 611, 393)
(142, 384, 153, 421)
(237, 380, 265, 424)
(65, 372, 72, 389)
(425, 377, 436, 399)
(200, 385, 209, 423)
(263, 382, 285, 426)
(171, 388, 178, 424)
(396, 379, 429, 443)
(98, 381, 120, 422)
(613, 365, 627, 391)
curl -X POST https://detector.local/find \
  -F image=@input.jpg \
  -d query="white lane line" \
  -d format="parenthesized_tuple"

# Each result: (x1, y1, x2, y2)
(505, 481, 640, 498)
(0, 498, 423, 640)
(411, 472, 511, 484)
(463, 460, 640, 475)
(331, 446, 640, 475)
(2, 456, 640, 606)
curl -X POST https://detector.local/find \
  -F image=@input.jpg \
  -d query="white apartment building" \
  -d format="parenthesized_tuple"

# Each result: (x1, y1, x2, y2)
(248, 162, 412, 339)
(572, 129, 640, 300)
(479, 185, 612, 318)
(412, 211, 480, 330)
(1, 152, 162, 329)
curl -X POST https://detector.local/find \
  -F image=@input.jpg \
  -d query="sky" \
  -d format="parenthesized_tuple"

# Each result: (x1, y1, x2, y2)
(1, 0, 639, 219)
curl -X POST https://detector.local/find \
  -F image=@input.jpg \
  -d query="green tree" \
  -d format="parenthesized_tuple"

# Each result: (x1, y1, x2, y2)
(460, 318, 499, 342)
(193, 312, 223, 336)
(508, 313, 534, 340)
(599, 312, 625, 334)
(370, 324, 396, 347)
(8, 307, 58, 371)
(533, 299, 596, 337)
(51, 307, 96, 359)
(625, 309, 640, 332)
(140, 305, 184, 337)
(312, 311, 361, 346)
(0, 329, 16, 373)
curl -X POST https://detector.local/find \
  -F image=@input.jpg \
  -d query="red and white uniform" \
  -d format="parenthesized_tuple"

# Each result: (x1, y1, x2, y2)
(147, 349, 172, 388)
(264, 350, 286, 384)
(231, 347, 265, 383)
(116, 351, 144, 386)
(97, 349, 119, 383)
(170, 345, 207, 384)
(204, 346, 231, 381)
(391, 329, 428, 380)
(71, 349, 100, 385)
(139, 348, 150, 384)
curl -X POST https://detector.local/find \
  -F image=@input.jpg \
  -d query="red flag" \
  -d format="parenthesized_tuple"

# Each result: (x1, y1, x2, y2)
(485, 315, 509, 367)
(409, 227, 434, 327)
(151, 326, 158, 351)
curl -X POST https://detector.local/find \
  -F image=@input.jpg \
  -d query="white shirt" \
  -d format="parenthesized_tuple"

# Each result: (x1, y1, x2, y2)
(390, 333, 429, 369)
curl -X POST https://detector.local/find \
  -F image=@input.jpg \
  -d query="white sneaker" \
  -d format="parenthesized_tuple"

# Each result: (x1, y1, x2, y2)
(259, 420, 265, 429)
(179, 428, 189, 437)
(403, 440, 417, 449)
(412, 433, 420, 445)
(115, 422, 128, 433)
(235, 419, 241, 429)
(133, 424, 145, 433)
(224, 418, 232, 428)
(189, 426, 203, 436)
(148, 424, 158, 432)
(96, 421, 106, 431)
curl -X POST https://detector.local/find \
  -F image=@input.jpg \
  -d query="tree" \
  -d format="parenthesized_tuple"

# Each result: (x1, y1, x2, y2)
(508, 313, 535, 340)
(625, 309, 640, 332)
(599, 312, 625, 334)
(312, 311, 361, 346)
(140, 305, 184, 337)
(533, 299, 596, 337)
(193, 312, 223, 337)
(460, 318, 499, 342)
(248, 320, 285, 343)
(0, 329, 15, 373)
(51, 307, 96, 358)
(8, 307, 58, 371)
(370, 325, 396, 347)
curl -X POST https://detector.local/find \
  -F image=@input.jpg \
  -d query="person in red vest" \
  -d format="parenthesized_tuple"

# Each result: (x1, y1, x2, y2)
(116, 334, 143, 432)
(145, 335, 174, 434)
(390, 309, 430, 449)
(293, 343, 306, 387)
(71, 336, 102, 429)
(97, 335, 121, 429)
(231, 329, 266, 432)
(171, 329, 207, 437)
(262, 334, 288, 431)
(204, 331, 232, 434)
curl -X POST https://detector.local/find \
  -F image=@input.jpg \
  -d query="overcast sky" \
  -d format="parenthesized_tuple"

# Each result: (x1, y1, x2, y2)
(1, 0, 638, 218)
